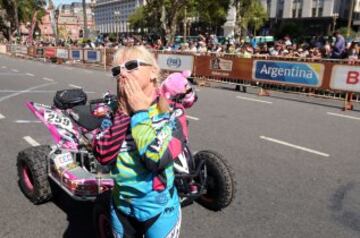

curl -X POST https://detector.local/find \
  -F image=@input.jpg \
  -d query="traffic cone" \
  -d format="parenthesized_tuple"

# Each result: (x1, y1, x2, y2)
(258, 87, 270, 96)
(343, 92, 354, 111)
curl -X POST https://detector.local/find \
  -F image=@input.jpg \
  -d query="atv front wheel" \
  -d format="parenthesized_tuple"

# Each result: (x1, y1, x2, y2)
(17, 145, 52, 204)
(194, 150, 236, 211)
(93, 191, 113, 238)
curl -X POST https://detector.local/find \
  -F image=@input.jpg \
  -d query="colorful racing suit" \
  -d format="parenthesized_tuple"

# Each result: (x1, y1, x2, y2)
(93, 99, 187, 238)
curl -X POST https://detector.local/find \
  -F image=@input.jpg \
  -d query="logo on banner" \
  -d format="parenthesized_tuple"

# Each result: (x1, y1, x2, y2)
(210, 58, 233, 71)
(166, 57, 182, 68)
(253, 60, 323, 86)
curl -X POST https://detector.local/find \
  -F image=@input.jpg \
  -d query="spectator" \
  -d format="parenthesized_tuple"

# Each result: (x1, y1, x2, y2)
(331, 31, 346, 59)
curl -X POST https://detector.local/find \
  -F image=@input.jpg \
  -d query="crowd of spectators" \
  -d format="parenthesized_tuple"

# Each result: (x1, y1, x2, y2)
(12, 31, 360, 61)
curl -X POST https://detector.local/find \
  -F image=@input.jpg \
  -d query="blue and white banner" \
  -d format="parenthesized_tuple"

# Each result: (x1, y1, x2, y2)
(84, 50, 100, 62)
(253, 60, 324, 87)
(157, 54, 194, 72)
(70, 50, 82, 60)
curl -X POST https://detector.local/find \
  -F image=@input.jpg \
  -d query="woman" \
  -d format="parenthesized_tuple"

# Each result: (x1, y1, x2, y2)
(93, 45, 183, 238)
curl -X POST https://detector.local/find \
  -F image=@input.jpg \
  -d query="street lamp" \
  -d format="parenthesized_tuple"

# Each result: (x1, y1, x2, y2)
(332, 13, 339, 32)
(114, 10, 120, 43)
(347, 0, 355, 37)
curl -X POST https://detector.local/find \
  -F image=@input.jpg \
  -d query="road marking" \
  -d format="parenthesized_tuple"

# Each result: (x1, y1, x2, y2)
(195, 88, 200, 92)
(11, 69, 19, 72)
(15, 120, 41, 123)
(1, 66, 6, 69)
(23, 136, 40, 147)
(186, 115, 199, 121)
(260, 136, 330, 157)
(0, 82, 56, 102)
(42, 77, 54, 82)
(69, 84, 82, 89)
(236, 96, 273, 104)
(26, 73, 34, 77)
(65, 67, 73, 70)
(0, 113, 5, 119)
(327, 112, 360, 121)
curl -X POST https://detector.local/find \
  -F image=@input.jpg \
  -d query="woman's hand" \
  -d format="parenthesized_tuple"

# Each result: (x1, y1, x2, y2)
(123, 78, 152, 112)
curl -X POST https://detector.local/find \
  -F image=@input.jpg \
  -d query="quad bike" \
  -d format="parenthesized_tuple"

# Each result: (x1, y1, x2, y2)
(17, 88, 236, 237)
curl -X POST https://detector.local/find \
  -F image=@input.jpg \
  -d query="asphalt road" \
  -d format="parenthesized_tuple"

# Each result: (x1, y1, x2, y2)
(1, 54, 360, 238)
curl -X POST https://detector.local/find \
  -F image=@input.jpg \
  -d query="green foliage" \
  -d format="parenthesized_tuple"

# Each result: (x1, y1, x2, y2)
(0, 0, 46, 39)
(337, 26, 358, 39)
(128, 6, 146, 30)
(236, 0, 267, 36)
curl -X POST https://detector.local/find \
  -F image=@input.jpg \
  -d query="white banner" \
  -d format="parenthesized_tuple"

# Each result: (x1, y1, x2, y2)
(157, 54, 194, 72)
(330, 65, 360, 92)
(56, 49, 68, 59)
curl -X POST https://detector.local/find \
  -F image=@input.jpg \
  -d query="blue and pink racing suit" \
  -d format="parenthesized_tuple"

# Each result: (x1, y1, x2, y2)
(93, 98, 188, 238)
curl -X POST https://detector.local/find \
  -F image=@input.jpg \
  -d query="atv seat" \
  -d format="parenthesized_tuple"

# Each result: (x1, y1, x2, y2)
(70, 105, 103, 131)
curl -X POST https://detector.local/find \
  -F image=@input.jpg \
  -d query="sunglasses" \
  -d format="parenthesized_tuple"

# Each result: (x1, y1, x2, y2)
(111, 59, 152, 77)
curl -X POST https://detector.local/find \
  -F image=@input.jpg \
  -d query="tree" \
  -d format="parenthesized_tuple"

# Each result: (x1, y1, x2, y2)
(0, 0, 46, 41)
(234, 0, 268, 37)
(128, 0, 232, 43)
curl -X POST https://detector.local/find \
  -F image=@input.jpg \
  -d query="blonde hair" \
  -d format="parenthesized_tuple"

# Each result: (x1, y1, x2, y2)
(113, 45, 160, 83)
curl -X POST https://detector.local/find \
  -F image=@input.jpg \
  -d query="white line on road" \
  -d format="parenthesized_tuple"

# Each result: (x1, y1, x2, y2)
(15, 120, 41, 123)
(260, 136, 330, 157)
(69, 84, 82, 89)
(11, 69, 19, 72)
(26, 73, 34, 77)
(236, 96, 273, 104)
(195, 88, 200, 92)
(327, 112, 360, 121)
(186, 115, 199, 121)
(23, 136, 40, 147)
(0, 82, 56, 102)
(1, 66, 6, 69)
(42, 77, 54, 82)
(0, 113, 5, 119)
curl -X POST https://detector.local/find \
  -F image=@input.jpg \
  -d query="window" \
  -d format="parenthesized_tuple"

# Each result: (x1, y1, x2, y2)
(312, 8, 316, 17)
(318, 7, 323, 17)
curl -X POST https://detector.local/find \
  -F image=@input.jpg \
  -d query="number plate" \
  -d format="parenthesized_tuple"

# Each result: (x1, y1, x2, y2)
(53, 152, 74, 168)
(44, 110, 73, 131)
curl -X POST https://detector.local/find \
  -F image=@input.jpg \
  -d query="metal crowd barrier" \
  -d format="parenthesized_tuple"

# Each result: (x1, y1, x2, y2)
(1, 44, 360, 109)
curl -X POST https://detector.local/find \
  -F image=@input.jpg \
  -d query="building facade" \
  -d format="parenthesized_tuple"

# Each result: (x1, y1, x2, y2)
(94, 0, 145, 34)
(259, 0, 360, 34)
(57, 1, 95, 40)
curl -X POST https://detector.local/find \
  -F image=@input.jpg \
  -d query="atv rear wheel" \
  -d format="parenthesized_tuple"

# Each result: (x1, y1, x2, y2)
(93, 191, 113, 238)
(17, 145, 52, 204)
(194, 150, 236, 211)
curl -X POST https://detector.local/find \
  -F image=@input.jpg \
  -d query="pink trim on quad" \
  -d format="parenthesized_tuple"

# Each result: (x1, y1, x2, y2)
(22, 165, 34, 192)
(25, 101, 78, 150)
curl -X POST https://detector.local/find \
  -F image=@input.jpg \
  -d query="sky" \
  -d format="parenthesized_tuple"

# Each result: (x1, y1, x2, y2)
(53, 0, 90, 6)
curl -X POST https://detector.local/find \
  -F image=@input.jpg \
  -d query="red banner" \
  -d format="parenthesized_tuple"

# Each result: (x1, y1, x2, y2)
(44, 47, 57, 58)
